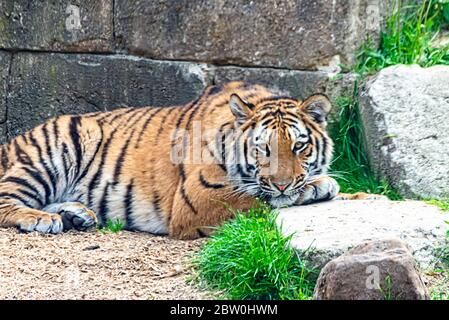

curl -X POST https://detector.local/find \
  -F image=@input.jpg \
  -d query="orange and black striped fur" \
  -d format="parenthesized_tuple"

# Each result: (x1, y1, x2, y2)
(0, 82, 382, 239)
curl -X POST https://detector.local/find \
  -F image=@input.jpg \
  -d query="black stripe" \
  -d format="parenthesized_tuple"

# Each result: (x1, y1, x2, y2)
(113, 129, 136, 185)
(1, 145, 8, 170)
(156, 107, 176, 139)
(135, 108, 164, 147)
(236, 163, 252, 179)
(87, 129, 118, 207)
(197, 229, 207, 237)
(310, 135, 320, 170)
(61, 142, 70, 185)
(0, 192, 33, 207)
(216, 122, 232, 172)
(179, 99, 203, 211)
(28, 131, 57, 198)
(172, 100, 198, 145)
(108, 108, 135, 124)
(124, 180, 134, 229)
(20, 134, 28, 144)
(208, 85, 222, 96)
(220, 130, 227, 170)
(148, 160, 166, 222)
(42, 123, 59, 182)
(124, 108, 149, 132)
(179, 166, 198, 215)
(73, 125, 103, 186)
(152, 189, 165, 221)
(13, 140, 33, 166)
(321, 136, 329, 166)
(16, 188, 44, 207)
(256, 96, 296, 104)
(243, 138, 250, 172)
(199, 172, 225, 189)
(52, 117, 60, 145)
(69, 116, 83, 177)
(98, 183, 111, 224)
(22, 167, 51, 205)
(261, 118, 275, 127)
(2, 176, 44, 206)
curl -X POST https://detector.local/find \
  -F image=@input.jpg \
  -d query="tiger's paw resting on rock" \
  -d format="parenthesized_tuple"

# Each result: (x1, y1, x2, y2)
(295, 176, 340, 205)
(295, 176, 389, 206)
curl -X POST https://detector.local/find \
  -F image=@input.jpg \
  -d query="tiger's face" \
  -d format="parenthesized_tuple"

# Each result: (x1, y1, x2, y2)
(228, 93, 333, 207)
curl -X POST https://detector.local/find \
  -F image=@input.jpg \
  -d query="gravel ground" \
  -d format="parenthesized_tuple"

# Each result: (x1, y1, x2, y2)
(0, 228, 214, 300)
(0, 227, 444, 300)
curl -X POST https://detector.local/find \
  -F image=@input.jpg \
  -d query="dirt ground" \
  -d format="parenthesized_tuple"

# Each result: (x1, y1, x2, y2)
(0, 228, 215, 300)
(1, 226, 445, 300)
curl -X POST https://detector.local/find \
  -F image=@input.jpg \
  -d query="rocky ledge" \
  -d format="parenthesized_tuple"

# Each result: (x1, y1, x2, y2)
(277, 200, 448, 270)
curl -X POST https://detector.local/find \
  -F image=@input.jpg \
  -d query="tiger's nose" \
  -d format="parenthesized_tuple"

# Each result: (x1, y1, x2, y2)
(272, 179, 292, 191)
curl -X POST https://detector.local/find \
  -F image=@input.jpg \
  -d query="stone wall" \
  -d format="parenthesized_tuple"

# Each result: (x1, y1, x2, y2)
(0, 0, 391, 143)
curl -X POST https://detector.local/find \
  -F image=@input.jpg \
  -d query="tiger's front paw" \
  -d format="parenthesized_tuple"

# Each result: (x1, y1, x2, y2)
(44, 202, 98, 231)
(17, 213, 64, 234)
(296, 176, 340, 205)
(60, 205, 97, 231)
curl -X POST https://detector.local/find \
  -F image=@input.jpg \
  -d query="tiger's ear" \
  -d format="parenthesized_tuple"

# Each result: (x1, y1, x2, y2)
(301, 94, 332, 126)
(229, 94, 254, 125)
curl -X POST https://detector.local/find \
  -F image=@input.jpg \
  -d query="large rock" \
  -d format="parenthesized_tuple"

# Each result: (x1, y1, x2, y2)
(277, 200, 449, 269)
(0, 0, 113, 52)
(3, 50, 357, 141)
(214, 66, 330, 101)
(313, 238, 429, 300)
(360, 65, 449, 199)
(6, 53, 211, 139)
(115, 0, 387, 70)
(0, 51, 11, 144)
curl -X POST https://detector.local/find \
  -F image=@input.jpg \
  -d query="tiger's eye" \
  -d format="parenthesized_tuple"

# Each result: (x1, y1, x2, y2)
(295, 142, 303, 149)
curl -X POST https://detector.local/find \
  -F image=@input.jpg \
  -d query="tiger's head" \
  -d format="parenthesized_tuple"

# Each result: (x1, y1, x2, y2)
(227, 92, 333, 207)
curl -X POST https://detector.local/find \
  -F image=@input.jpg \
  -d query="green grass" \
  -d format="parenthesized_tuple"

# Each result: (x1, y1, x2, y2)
(192, 202, 318, 300)
(425, 199, 449, 211)
(330, 0, 449, 199)
(355, 0, 449, 75)
(98, 218, 125, 233)
(329, 90, 403, 200)
(379, 274, 396, 300)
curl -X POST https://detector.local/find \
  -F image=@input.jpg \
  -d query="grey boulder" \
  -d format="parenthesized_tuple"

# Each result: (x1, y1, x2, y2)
(359, 64, 449, 199)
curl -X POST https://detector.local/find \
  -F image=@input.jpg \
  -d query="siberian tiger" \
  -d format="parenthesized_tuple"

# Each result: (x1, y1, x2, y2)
(0, 82, 379, 239)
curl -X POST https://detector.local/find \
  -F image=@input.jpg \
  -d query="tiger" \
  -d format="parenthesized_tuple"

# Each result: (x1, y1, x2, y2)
(0, 81, 381, 239)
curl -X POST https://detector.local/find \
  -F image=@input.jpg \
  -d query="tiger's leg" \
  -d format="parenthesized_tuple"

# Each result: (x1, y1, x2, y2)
(296, 176, 389, 205)
(43, 202, 97, 231)
(0, 186, 97, 233)
(168, 167, 255, 240)
(295, 176, 340, 205)
(0, 199, 64, 234)
(0, 165, 96, 233)
(334, 192, 389, 200)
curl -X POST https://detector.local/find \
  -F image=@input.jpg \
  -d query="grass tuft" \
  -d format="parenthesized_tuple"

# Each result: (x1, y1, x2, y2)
(425, 199, 449, 211)
(192, 202, 318, 300)
(355, 0, 449, 75)
(98, 218, 125, 233)
(329, 89, 403, 200)
(330, 0, 449, 199)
